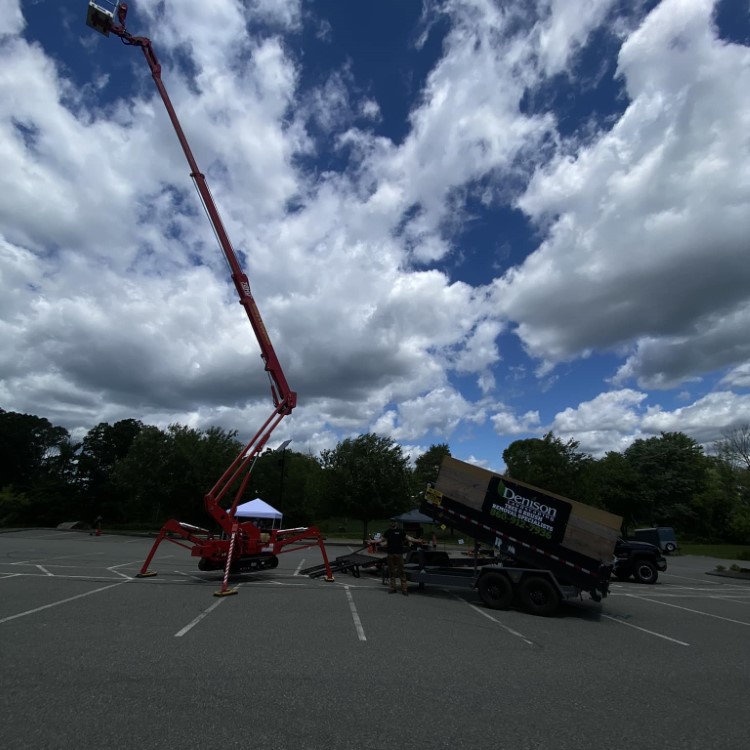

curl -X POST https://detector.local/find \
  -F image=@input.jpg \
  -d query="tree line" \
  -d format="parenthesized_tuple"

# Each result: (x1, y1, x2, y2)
(1, 408, 748, 542)
(0, 409, 448, 537)
(502, 430, 750, 543)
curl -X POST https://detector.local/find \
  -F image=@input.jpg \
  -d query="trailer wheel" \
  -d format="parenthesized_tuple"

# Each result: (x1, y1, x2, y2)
(518, 576, 560, 617)
(478, 572, 513, 610)
(664, 542, 676, 554)
(633, 559, 657, 584)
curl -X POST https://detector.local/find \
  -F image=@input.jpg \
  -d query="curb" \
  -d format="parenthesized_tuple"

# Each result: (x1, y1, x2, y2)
(705, 570, 750, 581)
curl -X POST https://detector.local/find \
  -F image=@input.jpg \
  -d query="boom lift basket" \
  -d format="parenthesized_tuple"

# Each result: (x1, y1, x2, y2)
(86, 1, 119, 36)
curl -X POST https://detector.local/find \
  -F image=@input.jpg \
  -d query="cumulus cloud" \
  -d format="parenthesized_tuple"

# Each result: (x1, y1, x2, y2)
(548, 388, 750, 456)
(2, 0, 749, 470)
(491, 406, 541, 436)
(499, 0, 750, 388)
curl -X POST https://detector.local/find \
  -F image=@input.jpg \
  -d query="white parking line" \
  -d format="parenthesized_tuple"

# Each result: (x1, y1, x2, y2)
(660, 572, 723, 585)
(613, 592, 745, 599)
(0, 581, 130, 625)
(626, 593, 750, 627)
(601, 614, 689, 646)
(0, 572, 136, 582)
(11, 552, 104, 565)
(175, 571, 208, 582)
(293, 559, 305, 576)
(109, 560, 143, 569)
(174, 597, 228, 637)
(458, 597, 535, 646)
(35, 565, 53, 576)
(107, 568, 132, 579)
(345, 586, 366, 641)
(106, 560, 142, 579)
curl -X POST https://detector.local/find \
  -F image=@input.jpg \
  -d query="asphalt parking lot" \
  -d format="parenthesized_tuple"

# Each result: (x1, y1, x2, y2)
(1, 529, 749, 750)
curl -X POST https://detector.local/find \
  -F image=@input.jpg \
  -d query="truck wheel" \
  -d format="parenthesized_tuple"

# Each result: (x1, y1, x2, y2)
(478, 572, 513, 610)
(633, 559, 658, 584)
(518, 576, 560, 617)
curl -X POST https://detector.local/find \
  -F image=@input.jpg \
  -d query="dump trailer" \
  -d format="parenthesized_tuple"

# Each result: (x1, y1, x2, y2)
(418, 456, 623, 616)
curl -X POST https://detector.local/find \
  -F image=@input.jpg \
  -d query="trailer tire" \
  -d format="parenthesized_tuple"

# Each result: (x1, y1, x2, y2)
(518, 575, 560, 617)
(478, 572, 513, 610)
(633, 559, 658, 584)
(664, 542, 677, 554)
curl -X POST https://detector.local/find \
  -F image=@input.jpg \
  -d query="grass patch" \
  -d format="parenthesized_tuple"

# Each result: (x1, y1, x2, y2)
(680, 544, 750, 560)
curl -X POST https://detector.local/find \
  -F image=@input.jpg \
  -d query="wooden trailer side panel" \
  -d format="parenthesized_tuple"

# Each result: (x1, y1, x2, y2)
(432, 456, 621, 563)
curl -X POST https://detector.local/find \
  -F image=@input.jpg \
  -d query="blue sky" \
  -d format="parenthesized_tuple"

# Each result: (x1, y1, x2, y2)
(1, 0, 750, 472)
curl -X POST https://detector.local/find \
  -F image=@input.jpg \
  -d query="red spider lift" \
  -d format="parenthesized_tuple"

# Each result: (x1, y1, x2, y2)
(85, 1, 334, 594)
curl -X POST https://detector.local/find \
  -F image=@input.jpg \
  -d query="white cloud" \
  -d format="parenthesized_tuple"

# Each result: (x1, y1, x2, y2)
(534, 0, 616, 77)
(491, 406, 541, 436)
(551, 389, 647, 454)
(499, 0, 750, 388)
(0, 0, 23, 36)
(371, 387, 480, 442)
(640, 391, 750, 444)
(548, 388, 750, 456)
(2, 0, 750, 471)
(720, 362, 750, 388)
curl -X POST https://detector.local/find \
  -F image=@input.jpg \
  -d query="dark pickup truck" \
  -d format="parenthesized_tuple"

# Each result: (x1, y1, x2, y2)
(613, 538, 667, 584)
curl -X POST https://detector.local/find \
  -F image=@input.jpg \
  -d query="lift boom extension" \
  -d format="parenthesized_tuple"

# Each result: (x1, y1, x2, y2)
(86, 2, 333, 587)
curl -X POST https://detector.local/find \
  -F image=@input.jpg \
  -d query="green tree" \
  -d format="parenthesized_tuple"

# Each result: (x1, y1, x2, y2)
(587, 451, 639, 529)
(320, 433, 411, 540)
(502, 431, 592, 498)
(0, 410, 77, 525)
(623, 432, 708, 530)
(689, 457, 742, 542)
(77, 419, 143, 522)
(274, 451, 325, 526)
(728, 504, 750, 543)
(412, 443, 451, 496)
(112, 424, 242, 526)
(111, 425, 171, 524)
(0, 486, 31, 527)
(0, 410, 71, 490)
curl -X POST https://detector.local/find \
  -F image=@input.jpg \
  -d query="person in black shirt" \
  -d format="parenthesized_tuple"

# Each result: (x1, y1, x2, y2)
(380, 520, 421, 595)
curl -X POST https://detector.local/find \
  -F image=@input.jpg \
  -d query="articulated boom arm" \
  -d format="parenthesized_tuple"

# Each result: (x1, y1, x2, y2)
(93, 3, 296, 521)
(88, 2, 333, 593)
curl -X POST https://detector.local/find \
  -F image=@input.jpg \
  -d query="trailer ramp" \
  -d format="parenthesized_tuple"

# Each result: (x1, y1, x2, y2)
(301, 546, 384, 579)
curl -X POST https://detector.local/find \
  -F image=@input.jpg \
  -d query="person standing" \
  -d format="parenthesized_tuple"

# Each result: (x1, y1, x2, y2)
(381, 520, 419, 596)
